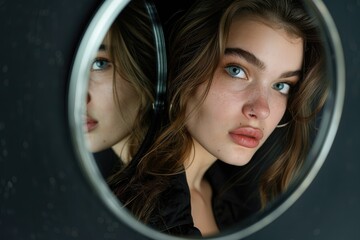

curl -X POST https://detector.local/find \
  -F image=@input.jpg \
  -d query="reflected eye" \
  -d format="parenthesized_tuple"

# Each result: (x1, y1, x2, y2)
(273, 82, 291, 94)
(225, 65, 247, 79)
(91, 58, 111, 71)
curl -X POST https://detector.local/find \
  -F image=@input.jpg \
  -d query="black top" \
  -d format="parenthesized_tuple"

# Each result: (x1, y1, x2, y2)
(93, 148, 119, 179)
(94, 149, 261, 236)
(148, 171, 202, 236)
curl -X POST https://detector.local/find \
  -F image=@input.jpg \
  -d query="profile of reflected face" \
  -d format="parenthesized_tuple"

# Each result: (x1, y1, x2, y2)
(85, 34, 139, 161)
(84, 0, 156, 164)
(185, 14, 303, 166)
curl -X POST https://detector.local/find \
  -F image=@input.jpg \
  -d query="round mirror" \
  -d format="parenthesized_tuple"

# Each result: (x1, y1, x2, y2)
(69, 0, 344, 239)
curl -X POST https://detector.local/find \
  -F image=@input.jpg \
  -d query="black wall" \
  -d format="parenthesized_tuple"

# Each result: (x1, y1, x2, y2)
(0, 0, 359, 239)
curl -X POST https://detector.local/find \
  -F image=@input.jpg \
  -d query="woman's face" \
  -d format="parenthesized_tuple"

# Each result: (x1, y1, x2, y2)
(186, 15, 303, 166)
(84, 36, 139, 157)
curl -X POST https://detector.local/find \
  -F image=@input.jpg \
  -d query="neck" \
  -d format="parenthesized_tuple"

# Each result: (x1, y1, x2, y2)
(111, 135, 131, 164)
(184, 138, 220, 235)
(184, 139, 217, 191)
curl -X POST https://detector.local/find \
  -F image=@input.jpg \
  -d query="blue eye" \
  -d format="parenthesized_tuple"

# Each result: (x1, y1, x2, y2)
(91, 58, 110, 71)
(273, 82, 291, 94)
(225, 65, 247, 79)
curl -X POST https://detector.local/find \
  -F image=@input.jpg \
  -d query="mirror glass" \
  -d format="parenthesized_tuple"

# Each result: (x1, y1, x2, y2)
(69, 0, 344, 239)
(70, 0, 166, 177)
(84, 0, 161, 178)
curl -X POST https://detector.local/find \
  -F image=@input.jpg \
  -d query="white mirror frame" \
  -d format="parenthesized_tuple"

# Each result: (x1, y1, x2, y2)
(68, 0, 345, 239)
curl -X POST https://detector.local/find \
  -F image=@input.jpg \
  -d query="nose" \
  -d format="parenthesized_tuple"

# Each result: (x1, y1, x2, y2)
(87, 78, 94, 104)
(242, 89, 270, 120)
(87, 92, 91, 104)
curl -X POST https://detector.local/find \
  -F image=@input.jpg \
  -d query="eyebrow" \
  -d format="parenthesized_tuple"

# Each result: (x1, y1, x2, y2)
(225, 48, 265, 70)
(279, 70, 302, 78)
(225, 47, 302, 79)
(98, 44, 107, 51)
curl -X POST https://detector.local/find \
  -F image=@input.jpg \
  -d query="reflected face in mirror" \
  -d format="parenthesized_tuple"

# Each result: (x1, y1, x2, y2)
(85, 35, 139, 160)
(84, 0, 156, 164)
(186, 14, 303, 167)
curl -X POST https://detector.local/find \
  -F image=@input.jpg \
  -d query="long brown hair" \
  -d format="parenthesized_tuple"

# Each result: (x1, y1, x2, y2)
(111, 0, 328, 225)
(106, 0, 156, 162)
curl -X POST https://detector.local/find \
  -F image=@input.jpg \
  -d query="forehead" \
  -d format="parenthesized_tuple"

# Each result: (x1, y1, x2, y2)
(98, 32, 111, 51)
(226, 14, 304, 71)
(232, 15, 301, 41)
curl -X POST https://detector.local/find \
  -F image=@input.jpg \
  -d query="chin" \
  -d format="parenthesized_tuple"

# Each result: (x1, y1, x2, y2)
(225, 152, 255, 166)
(84, 140, 99, 153)
(224, 158, 252, 167)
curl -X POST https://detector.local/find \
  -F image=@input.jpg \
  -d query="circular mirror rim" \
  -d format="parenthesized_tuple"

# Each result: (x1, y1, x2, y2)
(68, 0, 345, 239)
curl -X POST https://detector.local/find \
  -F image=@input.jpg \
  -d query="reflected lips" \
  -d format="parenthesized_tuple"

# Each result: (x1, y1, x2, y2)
(229, 127, 263, 148)
(85, 117, 98, 132)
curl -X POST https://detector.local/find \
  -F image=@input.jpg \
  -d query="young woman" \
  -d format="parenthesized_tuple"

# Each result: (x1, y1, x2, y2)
(84, 0, 157, 175)
(111, 0, 328, 236)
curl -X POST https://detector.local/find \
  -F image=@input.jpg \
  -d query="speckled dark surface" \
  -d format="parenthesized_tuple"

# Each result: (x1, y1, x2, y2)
(0, 0, 359, 240)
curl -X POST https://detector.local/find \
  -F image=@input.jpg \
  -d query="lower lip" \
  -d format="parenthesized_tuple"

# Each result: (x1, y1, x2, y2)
(229, 133, 260, 148)
(85, 121, 98, 132)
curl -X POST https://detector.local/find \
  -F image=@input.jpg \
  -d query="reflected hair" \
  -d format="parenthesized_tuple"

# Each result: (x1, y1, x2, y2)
(106, 0, 156, 162)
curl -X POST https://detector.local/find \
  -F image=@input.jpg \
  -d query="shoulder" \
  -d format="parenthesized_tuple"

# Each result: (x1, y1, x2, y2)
(206, 161, 261, 230)
(148, 172, 202, 236)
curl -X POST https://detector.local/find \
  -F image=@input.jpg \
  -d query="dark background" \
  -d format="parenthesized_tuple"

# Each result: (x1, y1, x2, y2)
(0, 0, 359, 240)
